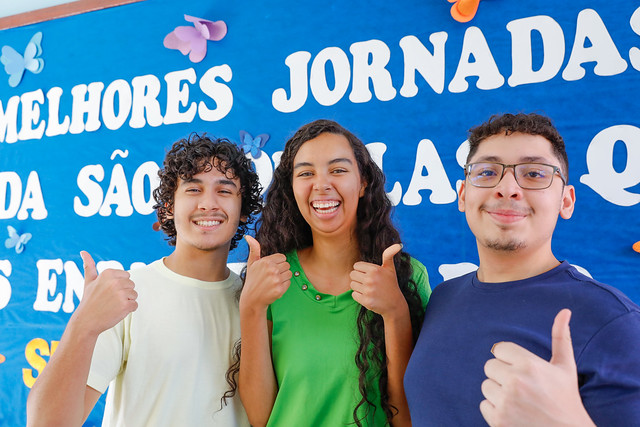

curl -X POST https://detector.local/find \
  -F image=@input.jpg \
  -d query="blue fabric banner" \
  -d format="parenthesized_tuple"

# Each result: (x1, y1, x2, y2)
(1, 0, 639, 425)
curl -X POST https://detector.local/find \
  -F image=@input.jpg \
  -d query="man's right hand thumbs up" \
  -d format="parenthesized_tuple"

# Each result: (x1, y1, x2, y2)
(479, 309, 596, 427)
(240, 236, 292, 314)
(75, 251, 138, 336)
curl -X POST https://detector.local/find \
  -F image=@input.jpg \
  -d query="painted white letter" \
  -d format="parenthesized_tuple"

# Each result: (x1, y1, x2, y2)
(310, 47, 351, 106)
(69, 82, 105, 133)
(399, 32, 448, 96)
(102, 79, 133, 131)
(164, 68, 197, 125)
(449, 27, 505, 93)
(198, 65, 233, 122)
(349, 39, 397, 103)
(507, 15, 565, 87)
(580, 125, 640, 206)
(403, 139, 457, 205)
(562, 9, 627, 81)
(129, 74, 163, 128)
(272, 51, 312, 113)
(18, 89, 45, 141)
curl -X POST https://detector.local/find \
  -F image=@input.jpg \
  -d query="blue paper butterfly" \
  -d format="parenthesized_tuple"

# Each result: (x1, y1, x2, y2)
(1, 32, 44, 87)
(239, 130, 269, 158)
(5, 226, 32, 254)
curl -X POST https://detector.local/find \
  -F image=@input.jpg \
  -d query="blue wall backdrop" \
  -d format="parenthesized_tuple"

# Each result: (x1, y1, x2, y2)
(1, 0, 639, 425)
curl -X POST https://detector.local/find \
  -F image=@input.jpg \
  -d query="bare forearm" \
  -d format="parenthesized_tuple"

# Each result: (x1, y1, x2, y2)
(238, 310, 277, 427)
(383, 302, 413, 427)
(26, 316, 100, 427)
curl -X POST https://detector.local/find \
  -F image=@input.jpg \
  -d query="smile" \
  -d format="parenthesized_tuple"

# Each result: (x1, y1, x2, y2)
(486, 210, 527, 223)
(194, 220, 222, 226)
(312, 200, 340, 213)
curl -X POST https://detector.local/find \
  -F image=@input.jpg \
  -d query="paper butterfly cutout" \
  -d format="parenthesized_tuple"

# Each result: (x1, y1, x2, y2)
(448, 0, 481, 23)
(163, 15, 227, 63)
(0, 32, 44, 87)
(5, 226, 32, 254)
(239, 130, 269, 159)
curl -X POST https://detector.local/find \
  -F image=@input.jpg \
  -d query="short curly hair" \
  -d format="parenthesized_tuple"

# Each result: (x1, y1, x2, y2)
(467, 112, 569, 181)
(152, 133, 262, 249)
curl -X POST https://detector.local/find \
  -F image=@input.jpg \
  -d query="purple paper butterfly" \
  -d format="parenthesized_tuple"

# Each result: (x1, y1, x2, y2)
(163, 15, 227, 63)
(239, 130, 269, 159)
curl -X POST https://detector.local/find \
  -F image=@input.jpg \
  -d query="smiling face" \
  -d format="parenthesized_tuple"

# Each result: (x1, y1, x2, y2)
(291, 132, 366, 239)
(169, 159, 244, 257)
(458, 132, 575, 257)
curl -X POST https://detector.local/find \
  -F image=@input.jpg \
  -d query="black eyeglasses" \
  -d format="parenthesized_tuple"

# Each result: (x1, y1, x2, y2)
(464, 162, 566, 190)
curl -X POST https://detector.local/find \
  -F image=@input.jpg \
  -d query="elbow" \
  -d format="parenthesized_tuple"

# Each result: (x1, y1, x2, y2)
(238, 388, 272, 427)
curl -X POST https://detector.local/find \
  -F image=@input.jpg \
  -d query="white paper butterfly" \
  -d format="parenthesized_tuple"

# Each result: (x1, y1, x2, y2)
(5, 226, 32, 254)
(0, 32, 44, 87)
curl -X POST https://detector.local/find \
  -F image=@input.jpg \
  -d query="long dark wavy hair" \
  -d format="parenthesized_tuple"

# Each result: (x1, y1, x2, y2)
(228, 119, 425, 425)
(153, 133, 262, 250)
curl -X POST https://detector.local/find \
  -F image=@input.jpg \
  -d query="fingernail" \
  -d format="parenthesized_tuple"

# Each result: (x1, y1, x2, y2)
(490, 342, 501, 355)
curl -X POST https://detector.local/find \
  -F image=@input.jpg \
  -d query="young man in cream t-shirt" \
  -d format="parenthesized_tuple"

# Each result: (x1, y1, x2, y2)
(27, 135, 262, 426)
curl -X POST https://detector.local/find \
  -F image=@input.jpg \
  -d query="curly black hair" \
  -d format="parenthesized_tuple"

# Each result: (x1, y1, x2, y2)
(256, 120, 425, 425)
(152, 133, 262, 250)
(468, 112, 570, 181)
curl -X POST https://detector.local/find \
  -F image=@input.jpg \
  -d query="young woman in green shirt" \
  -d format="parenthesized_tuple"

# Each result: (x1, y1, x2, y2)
(234, 120, 430, 426)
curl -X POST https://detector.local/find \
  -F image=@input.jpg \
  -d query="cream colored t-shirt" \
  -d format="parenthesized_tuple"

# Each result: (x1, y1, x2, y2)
(87, 259, 248, 427)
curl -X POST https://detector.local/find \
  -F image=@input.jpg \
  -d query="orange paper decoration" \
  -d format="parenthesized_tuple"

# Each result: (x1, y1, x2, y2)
(448, 0, 481, 23)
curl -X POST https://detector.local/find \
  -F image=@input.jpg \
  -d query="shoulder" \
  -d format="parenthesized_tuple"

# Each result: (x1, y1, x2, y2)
(558, 263, 639, 314)
(408, 256, 432, 305)
(128, 259, 163, 282)
(408, 257, 428, 280)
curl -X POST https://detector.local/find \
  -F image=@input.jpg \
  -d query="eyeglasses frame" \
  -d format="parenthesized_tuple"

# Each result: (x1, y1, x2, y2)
(463, 162, 567, 190)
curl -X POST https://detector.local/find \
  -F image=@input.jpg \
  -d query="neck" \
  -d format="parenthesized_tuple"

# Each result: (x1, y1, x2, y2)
(163, 244, 230, 282)
(301, 232, 360, 274)
(476, 244, 560, 283)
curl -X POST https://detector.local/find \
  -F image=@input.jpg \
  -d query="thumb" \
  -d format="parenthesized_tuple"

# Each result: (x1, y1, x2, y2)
(381, 243, 402, 270)
(245, 235, 261, 267)
(80, 251, 98, 285)
(550, 308, 576, 371)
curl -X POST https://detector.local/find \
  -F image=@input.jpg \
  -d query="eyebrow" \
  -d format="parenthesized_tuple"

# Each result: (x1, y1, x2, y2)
(293, 157, 354, 169)
(474, 155, 552, 164)
(180, 177, 239, 188)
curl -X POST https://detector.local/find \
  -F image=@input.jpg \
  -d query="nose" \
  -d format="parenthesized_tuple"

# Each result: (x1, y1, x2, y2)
(312, 173, 332, 192)
(494, 167, 522, 199)
(198, 190, 219, 210)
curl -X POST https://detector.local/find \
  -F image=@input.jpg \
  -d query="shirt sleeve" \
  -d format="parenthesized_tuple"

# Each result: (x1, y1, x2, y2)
(578, 310, 640, 425)
(86, 316, 128, 393)
(409, 257, 431, 309)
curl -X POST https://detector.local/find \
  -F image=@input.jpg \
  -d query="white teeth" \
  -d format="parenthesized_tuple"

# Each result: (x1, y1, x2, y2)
(312, 201, 339, 209)
(196, 220, 221, 226)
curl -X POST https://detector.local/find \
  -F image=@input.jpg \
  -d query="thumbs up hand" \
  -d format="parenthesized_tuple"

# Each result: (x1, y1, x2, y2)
(480, 309, 596, 427)
(239, 236, 292, 314)
(72, 251, 138, 336)
(350, 244, 407, 318)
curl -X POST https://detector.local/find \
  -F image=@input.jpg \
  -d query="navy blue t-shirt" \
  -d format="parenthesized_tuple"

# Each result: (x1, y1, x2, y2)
(405, 261, 640, 426)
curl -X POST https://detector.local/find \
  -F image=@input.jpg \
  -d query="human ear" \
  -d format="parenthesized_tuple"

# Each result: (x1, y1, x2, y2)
(359, 181, 367, 198)
(164, 201, 174, 220)
(559, 184, 576, 219)
(458, 180, 466, 213)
